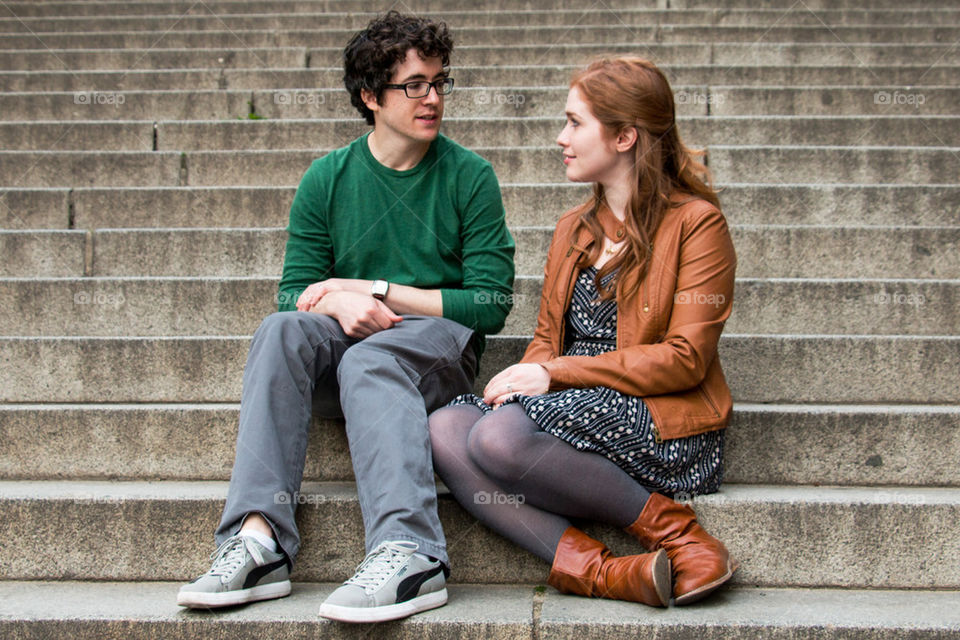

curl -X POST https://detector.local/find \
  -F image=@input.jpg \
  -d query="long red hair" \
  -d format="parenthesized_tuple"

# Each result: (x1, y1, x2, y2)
(567, 57, 720, 299)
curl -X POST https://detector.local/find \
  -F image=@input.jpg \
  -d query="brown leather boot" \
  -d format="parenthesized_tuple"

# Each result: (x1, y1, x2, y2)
(547, 527, 671, 606)
(626, 492, 737, 605)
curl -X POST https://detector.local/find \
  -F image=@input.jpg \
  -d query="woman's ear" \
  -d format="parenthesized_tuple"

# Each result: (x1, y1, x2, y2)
(615, 126, 638, 153)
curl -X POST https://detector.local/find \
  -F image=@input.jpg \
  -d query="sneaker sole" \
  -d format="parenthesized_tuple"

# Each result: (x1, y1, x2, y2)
(177, 580, 292, 608)
(318, 587, 448, 623)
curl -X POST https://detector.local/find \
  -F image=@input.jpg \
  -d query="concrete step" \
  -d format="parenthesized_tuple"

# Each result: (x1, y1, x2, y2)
(5, 64, 958, 92)
(3, 403, 957, 487)
(0, 151, 183, 188)
(5, 184, 951, 230)
(3, 581, 958, 640)
(7, 116, 959, 151)
(1, 4, 956, 24)
(6, 87, 959, 122)
(0, 231, 86, 277)
(2, 276, 954, 336)
(1, 480, 958, 588)
(2, 43, 957, 71)
(0, 47, 307, 71)
(0, 335, 957, 403)
(2, 25, 957, 50)
(7, 224, 946, 279)
(4, 146, 953, 188)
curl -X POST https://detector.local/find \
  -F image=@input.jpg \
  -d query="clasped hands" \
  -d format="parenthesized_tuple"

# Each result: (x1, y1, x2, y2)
(296, 278, 401, 339)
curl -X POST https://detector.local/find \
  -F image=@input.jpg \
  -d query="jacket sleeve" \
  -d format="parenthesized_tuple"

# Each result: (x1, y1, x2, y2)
(540, 206, 736, 396)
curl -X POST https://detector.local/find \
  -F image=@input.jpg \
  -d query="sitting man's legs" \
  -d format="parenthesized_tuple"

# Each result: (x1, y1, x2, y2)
(178, 311, 354, 608)
(319, 315, 476, 623)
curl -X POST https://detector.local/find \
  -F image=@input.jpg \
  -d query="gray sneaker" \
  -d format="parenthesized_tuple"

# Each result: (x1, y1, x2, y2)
(177, 534, 291, 608)
(318, 540, 449, 623)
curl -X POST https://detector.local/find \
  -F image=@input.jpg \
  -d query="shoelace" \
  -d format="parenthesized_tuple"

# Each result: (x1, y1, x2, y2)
(207, 535, 265, 580)
(343, 541, 416, 593)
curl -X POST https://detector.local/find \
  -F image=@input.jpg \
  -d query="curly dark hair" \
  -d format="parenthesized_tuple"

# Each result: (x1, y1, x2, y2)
(343, 11, 454, 125)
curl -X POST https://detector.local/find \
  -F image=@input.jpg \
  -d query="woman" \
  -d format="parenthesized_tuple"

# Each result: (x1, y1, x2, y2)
(428, 56, 738, 607)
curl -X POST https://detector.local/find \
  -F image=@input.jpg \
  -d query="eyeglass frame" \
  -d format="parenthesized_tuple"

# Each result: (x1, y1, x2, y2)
(382, 77, 455, 99)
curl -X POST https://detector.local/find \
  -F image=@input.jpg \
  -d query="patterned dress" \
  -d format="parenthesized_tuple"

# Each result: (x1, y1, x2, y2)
(449, 266, 724, 496)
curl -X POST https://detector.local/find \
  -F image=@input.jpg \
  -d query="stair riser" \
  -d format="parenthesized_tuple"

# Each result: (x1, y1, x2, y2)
(4, 65, 958, 91)
(1, 336, 957, 403)
(6, 117, 958, 151)
(3, 184, 952, 230)
(2, 406, 958, 486)
(0, 277, 954, 336)
(1, 483, 957, 588)
(3, 147, 954, 187)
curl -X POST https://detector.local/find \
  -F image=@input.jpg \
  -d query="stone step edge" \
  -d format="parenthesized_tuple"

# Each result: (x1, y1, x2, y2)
(3, 480, 958, 504)
(1, 581, 959, 635)
(4, 275, 960, 285)
(3, 144, 956, 153)
(6, 182, 959, 191)
(3, 401, 958, 412)
(2, 333, 959, 340)
(5, 84, 960, 95)
(5, 62, 958, 73)
(4, 42, 958, 53)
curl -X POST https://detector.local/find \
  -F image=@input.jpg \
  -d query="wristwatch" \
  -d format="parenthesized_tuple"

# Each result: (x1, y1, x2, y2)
(371, 279, 389, 301)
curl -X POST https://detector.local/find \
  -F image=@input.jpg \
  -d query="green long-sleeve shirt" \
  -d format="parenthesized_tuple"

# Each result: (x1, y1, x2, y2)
(278, 132, 515, 359)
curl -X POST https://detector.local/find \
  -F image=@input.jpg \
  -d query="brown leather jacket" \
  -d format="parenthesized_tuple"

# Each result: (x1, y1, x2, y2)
(520, 196, 737, 441)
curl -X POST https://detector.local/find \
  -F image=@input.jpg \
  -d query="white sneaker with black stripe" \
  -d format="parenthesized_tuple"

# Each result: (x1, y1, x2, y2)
(318, 540, 449, 623)
(177, 534, 291, 608)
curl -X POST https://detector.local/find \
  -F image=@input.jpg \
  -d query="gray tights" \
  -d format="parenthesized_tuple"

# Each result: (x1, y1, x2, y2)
(428, 403, 651, 563)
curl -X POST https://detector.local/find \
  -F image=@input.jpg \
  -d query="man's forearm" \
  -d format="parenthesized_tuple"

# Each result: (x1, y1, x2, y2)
(382, 283, 443, 317)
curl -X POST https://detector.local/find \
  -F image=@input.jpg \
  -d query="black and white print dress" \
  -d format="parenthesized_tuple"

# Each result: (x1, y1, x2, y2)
(449, 266, 724, 496)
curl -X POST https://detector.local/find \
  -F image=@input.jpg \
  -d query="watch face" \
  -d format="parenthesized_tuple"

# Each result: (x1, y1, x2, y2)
(372, 280, 388, 299)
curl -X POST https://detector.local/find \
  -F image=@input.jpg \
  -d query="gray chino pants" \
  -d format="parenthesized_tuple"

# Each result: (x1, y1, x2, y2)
(214, 311, 477, 565)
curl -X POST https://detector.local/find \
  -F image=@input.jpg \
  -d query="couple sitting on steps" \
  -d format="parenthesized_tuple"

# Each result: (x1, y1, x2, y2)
(176, 10, 738, 623)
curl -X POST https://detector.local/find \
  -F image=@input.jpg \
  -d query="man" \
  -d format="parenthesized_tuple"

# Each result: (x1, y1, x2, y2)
(176, 11, 515, 623)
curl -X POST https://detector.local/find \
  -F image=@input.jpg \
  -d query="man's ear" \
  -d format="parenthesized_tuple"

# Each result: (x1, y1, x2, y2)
(615, 126, 638, 153)
(361, 88, 380, 115)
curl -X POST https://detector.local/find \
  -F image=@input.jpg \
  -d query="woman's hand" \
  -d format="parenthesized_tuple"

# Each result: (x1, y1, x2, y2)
(483, 363, 551, 407)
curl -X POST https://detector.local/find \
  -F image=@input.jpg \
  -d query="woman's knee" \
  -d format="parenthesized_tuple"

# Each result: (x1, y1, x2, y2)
(466, 410, 536, 483)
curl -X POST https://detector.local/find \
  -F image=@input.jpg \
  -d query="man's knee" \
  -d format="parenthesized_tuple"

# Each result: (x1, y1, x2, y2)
(336, 340, 399, 383)
(254, 311, 337, 346)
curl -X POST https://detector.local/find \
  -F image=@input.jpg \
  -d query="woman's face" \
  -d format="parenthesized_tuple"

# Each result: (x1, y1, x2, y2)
(556, 86, 621, 185)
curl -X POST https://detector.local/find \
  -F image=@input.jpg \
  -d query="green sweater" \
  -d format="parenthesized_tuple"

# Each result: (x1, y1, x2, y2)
(278, 132, 515, 357)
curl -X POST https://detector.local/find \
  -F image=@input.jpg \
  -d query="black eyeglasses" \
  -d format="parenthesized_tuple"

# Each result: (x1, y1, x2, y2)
(383, 77, 454, 99)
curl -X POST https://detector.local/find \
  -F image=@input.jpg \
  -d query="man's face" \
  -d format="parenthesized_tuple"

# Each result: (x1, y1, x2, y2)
(364, 48, 446, 144)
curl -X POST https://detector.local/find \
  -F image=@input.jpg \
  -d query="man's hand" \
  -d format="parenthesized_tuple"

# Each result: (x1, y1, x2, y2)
(483, 363, 551, 407)
(296, 278, 364, 312)
(311, 290, 402, 338)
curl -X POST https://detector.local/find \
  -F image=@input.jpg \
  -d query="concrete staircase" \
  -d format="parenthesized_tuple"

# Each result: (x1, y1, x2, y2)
(2, 0, 959, 636)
